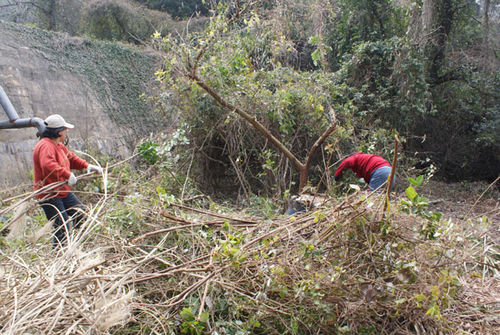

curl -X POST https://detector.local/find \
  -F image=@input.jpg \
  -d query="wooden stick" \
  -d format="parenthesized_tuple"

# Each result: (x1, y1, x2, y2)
(197, 280, 211, 321)
(382, 135, 399, 215)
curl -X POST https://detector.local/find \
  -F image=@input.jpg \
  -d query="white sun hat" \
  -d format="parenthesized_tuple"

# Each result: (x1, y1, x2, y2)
(44, 114, 74, 129)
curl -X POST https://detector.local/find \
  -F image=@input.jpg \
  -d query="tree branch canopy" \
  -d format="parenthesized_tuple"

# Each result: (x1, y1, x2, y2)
(154, 1, 345, 193)
(187, 72, 306, 173)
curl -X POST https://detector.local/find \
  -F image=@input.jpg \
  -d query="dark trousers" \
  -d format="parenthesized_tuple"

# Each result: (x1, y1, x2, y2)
(41, 192, 84, 248)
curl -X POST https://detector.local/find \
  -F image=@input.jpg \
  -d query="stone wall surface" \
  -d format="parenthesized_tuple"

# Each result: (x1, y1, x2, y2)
(0, 0, 38, 24)
(0, 21, 153, 187)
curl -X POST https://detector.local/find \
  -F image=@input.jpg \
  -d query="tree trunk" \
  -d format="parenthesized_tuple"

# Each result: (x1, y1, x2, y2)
(481, 0, 490, 69)
(46, 0, 56, 30)
(424, 0, 454, 86)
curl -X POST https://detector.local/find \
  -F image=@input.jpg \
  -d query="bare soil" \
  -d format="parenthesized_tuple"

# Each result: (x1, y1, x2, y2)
(405, 180, 499, 242)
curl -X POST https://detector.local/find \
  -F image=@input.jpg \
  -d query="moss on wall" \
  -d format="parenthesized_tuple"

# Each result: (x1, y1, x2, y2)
(1, 21, 164, 146)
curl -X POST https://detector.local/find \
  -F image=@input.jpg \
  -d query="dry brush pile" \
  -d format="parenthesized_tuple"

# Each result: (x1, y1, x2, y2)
(0, 172, 498, 334)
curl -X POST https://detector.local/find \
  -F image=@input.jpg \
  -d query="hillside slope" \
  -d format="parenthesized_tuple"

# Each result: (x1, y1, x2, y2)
(0, 20, 163, 187)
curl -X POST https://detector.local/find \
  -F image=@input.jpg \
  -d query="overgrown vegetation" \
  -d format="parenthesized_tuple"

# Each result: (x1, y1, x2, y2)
(1, 0, 204, 43)
(0, 1, 498, 333)
(4, 0, 497, 186)
(150, 0, 498, 197)
(134, 0, 211, 19)
(80, 0, 200, 43)
(0, 156, 498, 334)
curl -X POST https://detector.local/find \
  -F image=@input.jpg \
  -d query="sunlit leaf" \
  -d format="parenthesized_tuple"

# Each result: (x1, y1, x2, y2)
(405, 186, 418, 202)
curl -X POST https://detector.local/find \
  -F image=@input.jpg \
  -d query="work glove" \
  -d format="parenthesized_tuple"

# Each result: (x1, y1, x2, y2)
(68, 172, 77, 186)
(87, 164, 103, 174)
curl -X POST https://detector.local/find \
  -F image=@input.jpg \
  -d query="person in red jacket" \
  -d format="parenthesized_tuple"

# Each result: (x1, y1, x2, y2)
(33, 114, 102, 247)
(334, 152, 394, 191)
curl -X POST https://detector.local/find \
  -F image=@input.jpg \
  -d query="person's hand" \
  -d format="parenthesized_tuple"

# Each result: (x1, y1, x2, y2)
(68, 172, 77, 186)
(87, 164, 103, 174)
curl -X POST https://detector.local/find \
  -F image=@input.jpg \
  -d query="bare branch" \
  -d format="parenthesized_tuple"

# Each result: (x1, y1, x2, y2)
(187, 72, 305, 173)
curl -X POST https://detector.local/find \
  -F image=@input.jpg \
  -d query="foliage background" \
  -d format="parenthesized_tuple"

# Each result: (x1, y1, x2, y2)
(1, 0, 498, 194)
(147, 0, 499, 198)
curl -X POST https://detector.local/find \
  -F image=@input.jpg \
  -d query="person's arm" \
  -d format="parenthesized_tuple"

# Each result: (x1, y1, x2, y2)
(334, 155, 356, 180)
(63, 146, 88, 170)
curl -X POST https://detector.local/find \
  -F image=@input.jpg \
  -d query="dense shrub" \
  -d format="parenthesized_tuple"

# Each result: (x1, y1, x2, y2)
(80, 0, 177, 43)
(335, 36, 499, 182)
(134, 0, 210, 19)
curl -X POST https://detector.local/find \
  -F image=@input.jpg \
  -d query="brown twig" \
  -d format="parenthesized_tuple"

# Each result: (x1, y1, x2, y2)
(382, 135, 399, 216)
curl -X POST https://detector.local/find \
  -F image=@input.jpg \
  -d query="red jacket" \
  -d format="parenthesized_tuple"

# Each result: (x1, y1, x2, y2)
(334, 153, 391, 183)
(33, 138, 88, 199)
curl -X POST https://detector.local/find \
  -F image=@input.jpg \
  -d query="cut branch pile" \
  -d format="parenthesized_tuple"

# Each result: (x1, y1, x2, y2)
(0, 186, 498, 334)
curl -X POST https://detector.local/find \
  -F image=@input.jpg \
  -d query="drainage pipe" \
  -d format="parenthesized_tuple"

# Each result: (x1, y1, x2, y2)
(0, 85, 46, 135)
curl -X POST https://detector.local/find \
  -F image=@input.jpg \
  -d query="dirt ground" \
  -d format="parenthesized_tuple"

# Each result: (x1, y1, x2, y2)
(398, 179, 499, 244)
(417, 180, 498, 220)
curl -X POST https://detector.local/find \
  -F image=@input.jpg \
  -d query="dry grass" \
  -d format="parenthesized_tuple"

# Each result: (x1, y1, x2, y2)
(0, 170, 498, 334)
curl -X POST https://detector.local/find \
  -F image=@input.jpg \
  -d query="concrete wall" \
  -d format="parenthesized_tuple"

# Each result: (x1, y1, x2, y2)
(0, 22, 134, 187)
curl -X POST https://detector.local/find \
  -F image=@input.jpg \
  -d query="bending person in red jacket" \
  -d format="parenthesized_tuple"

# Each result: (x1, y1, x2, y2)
(334, 153, 394, 191)
(33, 114, 102, 247)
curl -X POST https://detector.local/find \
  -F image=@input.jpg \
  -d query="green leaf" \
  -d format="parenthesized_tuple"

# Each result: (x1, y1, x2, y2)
(291, 318, 299, 334)
(311, 49, 321, 67)
(430, 212, 442, 222)
(414, 294, 426, 302)
(308, 35, 319, 45)
(408, 175, 424, 186)
(156, 186, 166, 196)
(180, 307, 195, 321)
(414, 293, 426, 307)
(199, 311, 209, 323)
(400, 199, 411, 206)
(408, 177, 418, 186)
(425, 304, 442, 320)
(405, 186, 418, 202)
